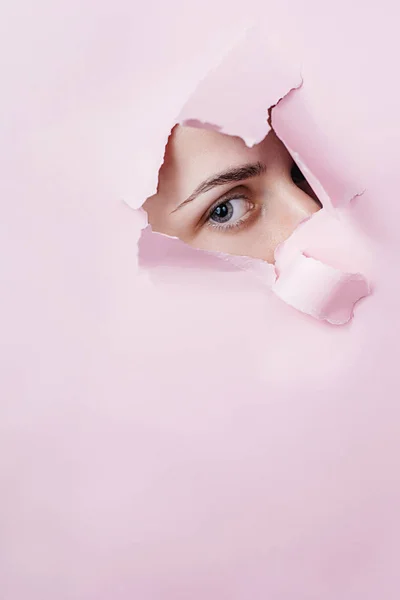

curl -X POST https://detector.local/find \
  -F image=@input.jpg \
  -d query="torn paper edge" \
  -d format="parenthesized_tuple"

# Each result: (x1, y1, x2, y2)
(135, 35, 371, 326)
(272, 251, 371, 325)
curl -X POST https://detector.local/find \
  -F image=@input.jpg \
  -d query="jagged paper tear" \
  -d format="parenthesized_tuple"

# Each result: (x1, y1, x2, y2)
(139, 26, 371, 325)
(177, 27, 302, 147)
(273, 250, 370, 325)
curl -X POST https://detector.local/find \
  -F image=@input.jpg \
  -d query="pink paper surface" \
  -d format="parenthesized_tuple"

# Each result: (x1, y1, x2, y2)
(178, 27, 302, 146)
(2, 2, 400, 599)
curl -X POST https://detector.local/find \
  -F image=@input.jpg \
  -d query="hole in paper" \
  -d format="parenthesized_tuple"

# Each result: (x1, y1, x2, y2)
(143, 124, 322, 265)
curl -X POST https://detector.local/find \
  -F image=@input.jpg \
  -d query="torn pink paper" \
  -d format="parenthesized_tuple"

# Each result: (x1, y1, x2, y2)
(271, 205, 373, 322)
(273, 250, 369, 325)
(178, 27, 302, 147)
(139, 26, 371, 325)
(139, 226, 276, 286)
(271, 77, 365, 211)
(140, 215, 371, 325)
(7, 3, 400, 600)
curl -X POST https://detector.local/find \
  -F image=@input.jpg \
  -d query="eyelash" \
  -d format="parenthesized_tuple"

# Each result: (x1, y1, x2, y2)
(203, 194, 255, 232)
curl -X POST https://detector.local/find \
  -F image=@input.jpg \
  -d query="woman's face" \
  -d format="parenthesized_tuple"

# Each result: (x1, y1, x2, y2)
(144, 125, 321, 263)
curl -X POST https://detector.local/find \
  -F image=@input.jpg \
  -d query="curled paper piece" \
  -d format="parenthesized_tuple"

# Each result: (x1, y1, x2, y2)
(139, 214, 372, 326)
(138, 19, 373, 328)
(272, 250, 370, 325)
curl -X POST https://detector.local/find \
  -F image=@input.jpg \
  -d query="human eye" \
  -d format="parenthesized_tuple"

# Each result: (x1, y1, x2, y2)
(204, 195, 255, 231)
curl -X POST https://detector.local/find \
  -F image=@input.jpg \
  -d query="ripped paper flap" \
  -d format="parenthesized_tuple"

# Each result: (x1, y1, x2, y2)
(273, 250, 370, 325)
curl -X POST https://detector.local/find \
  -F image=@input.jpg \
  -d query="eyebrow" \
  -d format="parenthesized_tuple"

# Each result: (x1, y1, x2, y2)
(172, 161, 266, 212)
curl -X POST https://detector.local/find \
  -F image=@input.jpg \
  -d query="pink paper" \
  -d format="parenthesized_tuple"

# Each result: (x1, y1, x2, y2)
(273, 250, 370, 324)
(178, 27, 302, 146)
(2, 2, 400, 599)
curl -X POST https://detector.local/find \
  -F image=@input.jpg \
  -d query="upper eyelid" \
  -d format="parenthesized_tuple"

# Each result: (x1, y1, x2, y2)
(184, 161, 266, 205)
(209, 184, 249, 206)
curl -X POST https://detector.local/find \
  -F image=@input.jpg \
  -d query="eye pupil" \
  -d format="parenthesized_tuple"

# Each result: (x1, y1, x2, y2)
(215, 204, 228, 218)
(210, 201, 233, 223)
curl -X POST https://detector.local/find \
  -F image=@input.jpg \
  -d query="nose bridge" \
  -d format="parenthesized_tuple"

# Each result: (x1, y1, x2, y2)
(268, 178, 321, 227)
(254, 181, 321, 264)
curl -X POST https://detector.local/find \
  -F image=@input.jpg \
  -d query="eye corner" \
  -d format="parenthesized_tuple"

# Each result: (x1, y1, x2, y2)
(291, 161, 306, 185)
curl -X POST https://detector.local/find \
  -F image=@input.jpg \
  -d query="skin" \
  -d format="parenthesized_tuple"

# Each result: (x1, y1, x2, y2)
(144, 125, 321, 263)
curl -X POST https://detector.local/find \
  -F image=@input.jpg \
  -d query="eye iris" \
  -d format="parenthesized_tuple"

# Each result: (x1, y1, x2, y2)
(210, 201, 233, 223)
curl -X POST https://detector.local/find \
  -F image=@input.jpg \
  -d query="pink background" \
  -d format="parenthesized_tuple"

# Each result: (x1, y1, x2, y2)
(2, 1, 400, 598)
